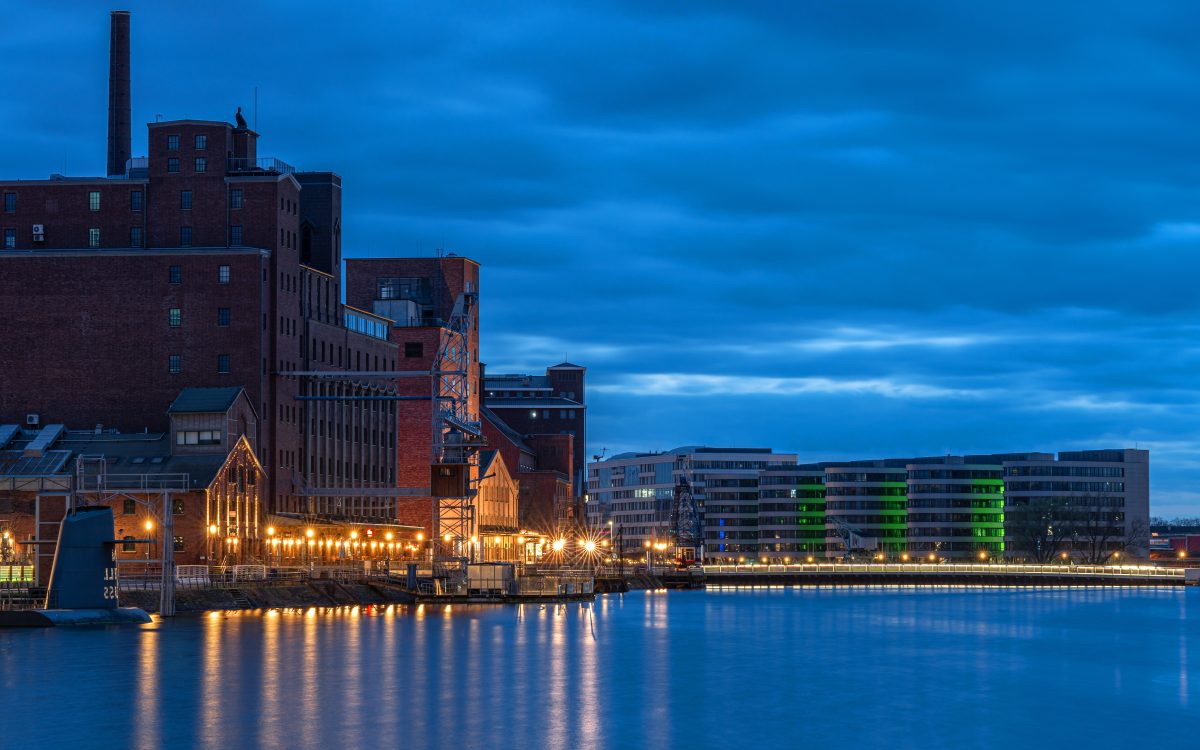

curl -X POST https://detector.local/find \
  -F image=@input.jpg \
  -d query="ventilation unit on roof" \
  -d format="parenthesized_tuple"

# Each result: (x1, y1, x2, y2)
(26, 413, 39, 426)
(31, 224, 44, 242)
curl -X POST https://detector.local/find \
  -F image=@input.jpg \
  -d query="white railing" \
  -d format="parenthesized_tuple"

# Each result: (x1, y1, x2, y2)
(702, 563, 1185, 578)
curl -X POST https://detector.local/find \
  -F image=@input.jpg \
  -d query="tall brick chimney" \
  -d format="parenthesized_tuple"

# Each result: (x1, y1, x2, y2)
(106, 10, 131, 178)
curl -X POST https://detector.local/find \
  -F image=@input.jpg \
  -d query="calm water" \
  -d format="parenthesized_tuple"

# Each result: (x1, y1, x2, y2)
(1, 588, 1196, 749)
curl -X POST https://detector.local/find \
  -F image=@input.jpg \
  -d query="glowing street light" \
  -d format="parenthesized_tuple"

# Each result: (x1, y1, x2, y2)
(552, 539, 566, 553)
(583, 540, 597, 554)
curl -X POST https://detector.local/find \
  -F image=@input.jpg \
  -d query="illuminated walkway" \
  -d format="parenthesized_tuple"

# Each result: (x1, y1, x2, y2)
(699, 563, 1198, 587)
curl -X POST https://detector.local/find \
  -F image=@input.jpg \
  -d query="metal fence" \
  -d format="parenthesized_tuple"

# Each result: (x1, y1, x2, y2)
(703, 562, 1186, 579)
(116, 563, 387, 591)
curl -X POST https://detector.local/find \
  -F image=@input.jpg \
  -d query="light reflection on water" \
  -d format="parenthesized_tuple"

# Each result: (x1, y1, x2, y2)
(0, 588, 1196, 750)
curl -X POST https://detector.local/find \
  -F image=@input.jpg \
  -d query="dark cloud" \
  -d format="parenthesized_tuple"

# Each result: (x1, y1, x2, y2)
(6, 0, 1200, 515)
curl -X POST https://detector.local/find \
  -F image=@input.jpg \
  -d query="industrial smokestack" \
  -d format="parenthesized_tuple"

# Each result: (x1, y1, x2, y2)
(106, 11, 131, 178)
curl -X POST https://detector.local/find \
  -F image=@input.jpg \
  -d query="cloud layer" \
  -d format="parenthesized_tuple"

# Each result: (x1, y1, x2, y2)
(5, 1, 1199, 515)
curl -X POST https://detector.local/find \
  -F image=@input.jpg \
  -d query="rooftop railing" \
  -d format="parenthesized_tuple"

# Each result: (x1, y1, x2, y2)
(227, 156, 295, 175)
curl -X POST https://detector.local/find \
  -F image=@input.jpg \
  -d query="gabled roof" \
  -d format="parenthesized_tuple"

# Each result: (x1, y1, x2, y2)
(478, 450, 499, 478)
(548, 362, 585, 370)
(480, 407, 533, 453)
(168, 387, 244, 414)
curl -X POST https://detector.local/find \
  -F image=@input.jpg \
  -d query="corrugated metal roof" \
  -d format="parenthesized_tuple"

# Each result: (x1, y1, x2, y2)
(0, 449, 72, 476)
(167, 387, 243, 414)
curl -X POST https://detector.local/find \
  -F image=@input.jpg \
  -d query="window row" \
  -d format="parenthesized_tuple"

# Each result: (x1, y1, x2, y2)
(167, 354, 231, 374)
(166, 134, 207, 151)
(167, 307, 233, 327)
(176, 430, 221, 445)
(166, 157, 207, 173)
(167, 265, 231, 284)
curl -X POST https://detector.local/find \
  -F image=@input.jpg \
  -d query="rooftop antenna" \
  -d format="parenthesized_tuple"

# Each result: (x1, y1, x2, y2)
(254, 85, 258, 132)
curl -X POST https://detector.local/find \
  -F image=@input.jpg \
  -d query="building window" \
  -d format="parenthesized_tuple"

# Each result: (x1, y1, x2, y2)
(88, 191, 101, 211)
(218, 265, 230, 284)
(180, 190, 192, 210)
(173, 535, 185, 552)
(168, 308, 181, 327)
(230, 225, 242, 246)
(122, 536, 136, 553)
(168, 354, 181, 373)
(3, 228, 14, 249)
(169, 265, 182, 284)
(195, 134, 207, 150)
(180, 226, 192, 247)
(167, 134, 180, 150)
(176, 430, 219, 445)
(404, 342, 423, 358)
(172, 498, 185, 515)
(167, 157, 179, 173)
(130, 226, 143, 247)
(217, 354, 230, 373)
(230, 189, 243, 209)
(195, 157, 207, 173)
(88, 228, 100, 248)
(218, 307, 231, 326)
(4, 192, 15, 212)
(122, 498, 136, 515)
(131, 190, 143, 211)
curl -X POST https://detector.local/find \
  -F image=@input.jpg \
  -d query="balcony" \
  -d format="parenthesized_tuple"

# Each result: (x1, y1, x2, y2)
(227, 157, 295, 175)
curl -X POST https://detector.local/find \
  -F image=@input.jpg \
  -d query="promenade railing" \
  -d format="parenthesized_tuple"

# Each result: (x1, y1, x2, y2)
(702, 562, 1187, 579)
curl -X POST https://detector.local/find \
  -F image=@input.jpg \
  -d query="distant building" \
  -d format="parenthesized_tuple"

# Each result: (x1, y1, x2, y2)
(757, 466, 826, 560)
(587, 446, 1151, 563)
(1004, 449, 1150, 562)
(586, 447, 799, 560)
(480, 362, 586, 533)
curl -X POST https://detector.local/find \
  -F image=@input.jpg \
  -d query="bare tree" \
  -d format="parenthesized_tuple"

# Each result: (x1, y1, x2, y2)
(1006, 497, 1075, 563)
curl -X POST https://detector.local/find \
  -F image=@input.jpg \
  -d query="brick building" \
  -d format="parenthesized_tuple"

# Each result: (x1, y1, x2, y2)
(342, 255, 482, 534)
(0, 13, 559, 563)
(0, 387, 266, 584)
(480, 363, 586, 534)
(0, 12, 402, 527)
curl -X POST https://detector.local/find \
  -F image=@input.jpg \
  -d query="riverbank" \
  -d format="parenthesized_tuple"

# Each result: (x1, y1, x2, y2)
(120, 580, 417, 614)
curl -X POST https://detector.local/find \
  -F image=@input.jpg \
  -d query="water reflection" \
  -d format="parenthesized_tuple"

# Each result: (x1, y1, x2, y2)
(0, 590, 1195, 749)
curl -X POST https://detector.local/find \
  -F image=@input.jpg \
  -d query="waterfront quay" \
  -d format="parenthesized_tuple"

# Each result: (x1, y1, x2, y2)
(698, 562, 1198, 587)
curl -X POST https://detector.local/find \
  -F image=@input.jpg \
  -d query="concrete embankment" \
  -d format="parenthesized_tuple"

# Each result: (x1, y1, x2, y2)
(121, 581, 416, 614)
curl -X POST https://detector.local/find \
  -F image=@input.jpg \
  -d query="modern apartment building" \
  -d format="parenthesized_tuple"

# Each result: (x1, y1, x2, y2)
(589, 446, 1151, 563)
(585, 447, 798, 559)
(757, 466, 826, 560)
(823, 462, 910, 556)
(1004, 449, 1151, 561)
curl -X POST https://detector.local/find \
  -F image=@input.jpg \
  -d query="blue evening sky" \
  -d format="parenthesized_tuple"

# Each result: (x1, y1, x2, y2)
(4, 2, 1197, 516)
